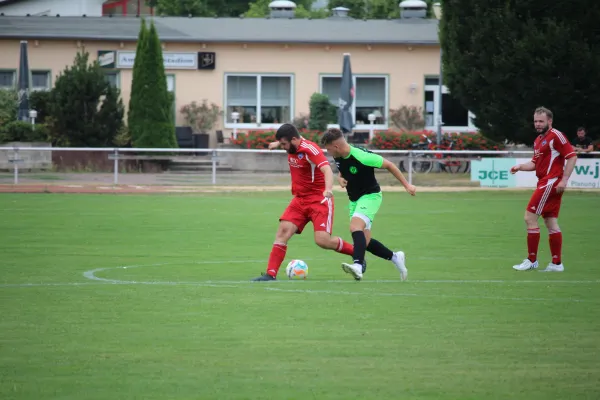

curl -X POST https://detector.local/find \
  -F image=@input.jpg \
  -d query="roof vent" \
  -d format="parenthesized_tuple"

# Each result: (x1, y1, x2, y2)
(399, 0, 427, 19)
(269, 0, 296, 19)
(331, 6, 349, 18)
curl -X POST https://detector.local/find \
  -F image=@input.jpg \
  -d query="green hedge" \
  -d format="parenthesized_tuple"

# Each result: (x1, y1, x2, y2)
(0, 121, 49, 143)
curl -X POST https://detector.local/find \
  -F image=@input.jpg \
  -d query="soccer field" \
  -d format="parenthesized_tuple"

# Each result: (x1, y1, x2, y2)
(1, 191, 599, 400)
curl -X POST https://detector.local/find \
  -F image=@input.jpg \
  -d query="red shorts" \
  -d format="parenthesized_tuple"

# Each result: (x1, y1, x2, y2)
(526, 178, 563, 218)
(280, 195, 333, 235)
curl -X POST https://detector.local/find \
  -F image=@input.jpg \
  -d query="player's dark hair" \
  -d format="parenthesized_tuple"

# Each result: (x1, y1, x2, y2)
(320, 128, 344, 146)
(577, 126, 586, 132)
(534, 106, 553, 119)
(275, 123, 300, 141)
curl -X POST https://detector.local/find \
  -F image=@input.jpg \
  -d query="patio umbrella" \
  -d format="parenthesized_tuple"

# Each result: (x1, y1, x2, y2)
(337, 53, 354, 134)
(17, 40, 30, 122)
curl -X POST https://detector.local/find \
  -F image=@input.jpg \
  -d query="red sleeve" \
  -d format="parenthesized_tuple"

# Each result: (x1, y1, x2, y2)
(301, 143, 329, 169)
(553, 131, 577, 159)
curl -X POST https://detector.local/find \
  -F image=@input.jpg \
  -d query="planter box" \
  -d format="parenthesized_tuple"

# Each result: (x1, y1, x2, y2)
(0, 142, 52, 170)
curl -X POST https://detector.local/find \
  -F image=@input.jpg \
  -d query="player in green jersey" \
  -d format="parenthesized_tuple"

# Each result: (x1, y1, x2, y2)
(320, 128, 417, 281)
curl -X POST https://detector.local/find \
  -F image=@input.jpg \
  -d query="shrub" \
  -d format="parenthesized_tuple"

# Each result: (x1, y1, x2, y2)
(180, 100, 223, 133)
(292, 113, 310, 130)
(308, 93, 336, 132)
(0, 120, 49, 143)
(389, 106, 425, 131)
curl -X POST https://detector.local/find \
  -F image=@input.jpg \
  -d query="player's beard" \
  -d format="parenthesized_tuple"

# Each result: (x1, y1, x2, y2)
(287, 144, 298, 154)
(536, 123, 549, 134)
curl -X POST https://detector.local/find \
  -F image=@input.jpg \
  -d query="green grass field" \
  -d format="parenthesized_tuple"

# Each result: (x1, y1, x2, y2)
(1, 191, 599, 400)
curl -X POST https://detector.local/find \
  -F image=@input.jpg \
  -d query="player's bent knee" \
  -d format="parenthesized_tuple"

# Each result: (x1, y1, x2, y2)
(349, 215, 368, 232)
(276, 221, 297, 242)
(314, 232, 335, 249)
(544, 217, 559, 230)
(524, 211, 538, 224)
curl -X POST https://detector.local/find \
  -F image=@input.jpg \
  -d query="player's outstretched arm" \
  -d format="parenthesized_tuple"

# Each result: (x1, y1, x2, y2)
(381, 158, 416, 196)
(268, 141, 281, 150)
(320, 164, 334, 198)
(510, 162, 536, 174)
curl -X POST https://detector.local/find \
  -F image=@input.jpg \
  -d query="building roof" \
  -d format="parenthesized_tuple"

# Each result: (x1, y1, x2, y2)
(0, 0, 27, 5)
(0, 15, 439, 45)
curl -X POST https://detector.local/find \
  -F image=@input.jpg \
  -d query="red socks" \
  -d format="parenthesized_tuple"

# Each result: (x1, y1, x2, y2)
(548, 229, 562, 265)
(266, 238, 353, 278)
(527, 228, 540, 262)
(527, 227, 562, 265)
(266, 242, 287, 277)
(335, 237, 354, 256)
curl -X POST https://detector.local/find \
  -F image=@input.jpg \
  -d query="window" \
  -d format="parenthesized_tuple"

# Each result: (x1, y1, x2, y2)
(424, 77, 475, 131)
(104, 71, 120, 88)
(166, 74, 175, 121)
(225, 74, 293, 127)
(0, 70, 16, 89)
(31, 70, 51, 91)
(320, 75, 388, 128)
(166, 75, 175, 92)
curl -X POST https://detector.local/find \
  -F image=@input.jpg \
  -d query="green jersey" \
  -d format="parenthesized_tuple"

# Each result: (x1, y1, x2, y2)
(334, 145, 384, 202)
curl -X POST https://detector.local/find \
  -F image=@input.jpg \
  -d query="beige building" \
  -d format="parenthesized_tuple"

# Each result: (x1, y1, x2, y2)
(0, 1, 475, 146)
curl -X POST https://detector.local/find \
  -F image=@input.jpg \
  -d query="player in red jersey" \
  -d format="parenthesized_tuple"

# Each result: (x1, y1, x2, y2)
(252, 124, 354, 281)
(510, 107, 577, 272)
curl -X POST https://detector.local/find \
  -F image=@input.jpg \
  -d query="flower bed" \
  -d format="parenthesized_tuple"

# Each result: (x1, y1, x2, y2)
(231, 130, 322, 149)
(370, 130, 505, 150)
(232, 128, 504, 151)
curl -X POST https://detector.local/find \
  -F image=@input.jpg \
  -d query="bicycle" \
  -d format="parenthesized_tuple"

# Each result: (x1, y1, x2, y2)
(398, 135, 434, 174)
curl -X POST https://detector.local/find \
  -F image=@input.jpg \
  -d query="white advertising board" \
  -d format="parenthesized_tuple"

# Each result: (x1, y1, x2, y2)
(515, 158, 600, 188)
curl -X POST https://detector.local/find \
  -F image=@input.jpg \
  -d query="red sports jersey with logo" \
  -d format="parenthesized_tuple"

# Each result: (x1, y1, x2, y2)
(526, 128, 576, 218)
(288, 139, 329, 197)
(531, 128, 576, 183)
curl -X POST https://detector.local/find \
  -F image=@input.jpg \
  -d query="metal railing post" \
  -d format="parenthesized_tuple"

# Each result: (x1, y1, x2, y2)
(113, 149, 119, 185)
(408, 151, 413, 185)
(13, 147, 19, 185)
(211, 149, 217, 185)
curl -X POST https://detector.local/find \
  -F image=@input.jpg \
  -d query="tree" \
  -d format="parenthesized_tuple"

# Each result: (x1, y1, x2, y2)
(440, 0, 600, 143)
(244, 0, 325, 18)
(97, 85, 125, 144)
(128, 21, 177, 148)
(0, 88, 18, 127)
(326, 0, 434, 19)
(308, 93, 337, 131)
(154, 0, 251, 17)
(46, 51, 124, 147)
(128, 18, 148, 132)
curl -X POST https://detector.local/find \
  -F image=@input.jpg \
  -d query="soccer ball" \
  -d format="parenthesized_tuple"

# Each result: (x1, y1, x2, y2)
(285, 260, 309, 280)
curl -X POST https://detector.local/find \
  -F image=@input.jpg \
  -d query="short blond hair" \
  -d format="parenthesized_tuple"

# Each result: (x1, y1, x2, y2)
(534, 107, 553, 119)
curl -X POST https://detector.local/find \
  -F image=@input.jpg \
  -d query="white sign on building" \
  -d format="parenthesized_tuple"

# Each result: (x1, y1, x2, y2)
(116, 51, 198, 70)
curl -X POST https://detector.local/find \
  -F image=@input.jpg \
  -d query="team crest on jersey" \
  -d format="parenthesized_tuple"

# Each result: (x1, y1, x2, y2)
(542, 140, 547, 146)
(350, 166, 358, 174)
(298, 153, 304, 159)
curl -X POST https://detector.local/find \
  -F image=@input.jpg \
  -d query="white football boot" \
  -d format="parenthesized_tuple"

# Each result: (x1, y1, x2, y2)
(341, 262, 363, 281)
(512, 258, 539, 271)
(541, 263, 564, 272)
(392, 251, 408, 281)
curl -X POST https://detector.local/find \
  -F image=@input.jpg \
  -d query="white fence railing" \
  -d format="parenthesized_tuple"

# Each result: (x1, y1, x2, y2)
(0, 146, 598, 186)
